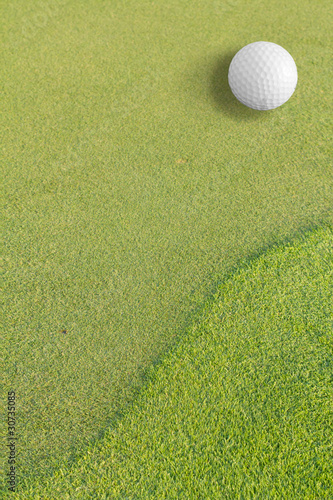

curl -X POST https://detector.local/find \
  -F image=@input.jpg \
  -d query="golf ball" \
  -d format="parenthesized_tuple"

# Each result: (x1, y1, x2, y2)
(228, 41, 298, 110)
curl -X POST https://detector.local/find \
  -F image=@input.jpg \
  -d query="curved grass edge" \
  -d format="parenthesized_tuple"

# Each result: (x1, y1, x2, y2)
(6, 222, 333, 498)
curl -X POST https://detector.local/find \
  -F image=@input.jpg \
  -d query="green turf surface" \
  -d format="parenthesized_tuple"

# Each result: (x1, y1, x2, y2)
(6, 224, 333, 498)
(1, 0, 333, 496)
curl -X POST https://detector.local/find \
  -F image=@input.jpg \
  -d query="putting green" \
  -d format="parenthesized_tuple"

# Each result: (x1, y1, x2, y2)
(10, 225, 333, 498)
(1, 0, 332, 496)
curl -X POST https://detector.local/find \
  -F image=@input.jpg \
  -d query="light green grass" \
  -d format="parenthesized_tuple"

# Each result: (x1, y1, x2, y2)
(1, 0, 333, 496)
(9, 224, 333, 499)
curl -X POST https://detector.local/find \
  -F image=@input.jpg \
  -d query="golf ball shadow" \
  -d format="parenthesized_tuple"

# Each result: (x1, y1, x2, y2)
(210, 51, 272, 121)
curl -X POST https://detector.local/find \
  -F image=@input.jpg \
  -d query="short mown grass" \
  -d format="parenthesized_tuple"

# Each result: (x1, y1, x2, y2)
(2, 0, 332, 497)
(12, 224, 333, 499)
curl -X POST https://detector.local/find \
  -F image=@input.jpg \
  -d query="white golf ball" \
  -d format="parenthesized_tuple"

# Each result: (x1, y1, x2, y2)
(228, 41, 298, 110)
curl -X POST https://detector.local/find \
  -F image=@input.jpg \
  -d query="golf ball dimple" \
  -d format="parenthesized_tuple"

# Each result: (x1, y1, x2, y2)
(228, 41, 298, 110)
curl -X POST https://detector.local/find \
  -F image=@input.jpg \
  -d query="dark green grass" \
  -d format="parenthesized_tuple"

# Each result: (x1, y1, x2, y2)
(1, 0, 333, 496)
(8, 224, 333, 499)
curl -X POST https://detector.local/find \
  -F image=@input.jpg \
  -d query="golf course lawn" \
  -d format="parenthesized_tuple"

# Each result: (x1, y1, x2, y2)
(7, 225, 333, 498)
(2, 0, 332, 498)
